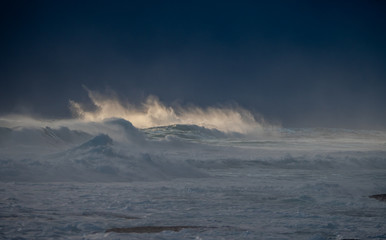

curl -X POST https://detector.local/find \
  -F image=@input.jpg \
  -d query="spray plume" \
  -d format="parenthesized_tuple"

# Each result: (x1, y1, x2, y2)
(69, 89, 272, 134)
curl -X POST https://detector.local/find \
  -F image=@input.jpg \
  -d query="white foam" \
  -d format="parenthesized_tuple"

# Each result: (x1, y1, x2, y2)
(1, 117, 385, 182)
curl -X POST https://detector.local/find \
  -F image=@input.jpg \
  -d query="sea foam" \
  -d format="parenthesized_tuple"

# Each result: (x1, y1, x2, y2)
(0, 117, 385, 182)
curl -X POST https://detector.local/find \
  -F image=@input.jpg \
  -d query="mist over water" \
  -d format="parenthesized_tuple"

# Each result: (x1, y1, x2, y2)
(1, 0, 386, 238)
(1, 93, 386, 239)
(0, 95, 385, 182)
(69, 88, 271, 134)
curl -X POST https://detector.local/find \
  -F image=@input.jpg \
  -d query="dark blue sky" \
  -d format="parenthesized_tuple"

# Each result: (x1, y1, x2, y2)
(1, 0, 386, 129)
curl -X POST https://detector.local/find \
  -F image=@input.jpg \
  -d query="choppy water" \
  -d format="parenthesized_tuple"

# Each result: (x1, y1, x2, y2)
(0, 119, 385, 239)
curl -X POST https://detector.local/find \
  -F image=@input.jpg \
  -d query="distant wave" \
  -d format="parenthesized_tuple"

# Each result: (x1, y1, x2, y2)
(0, 126, 91, 146)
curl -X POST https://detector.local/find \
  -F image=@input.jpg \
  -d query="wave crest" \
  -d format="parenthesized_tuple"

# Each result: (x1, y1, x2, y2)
(69, 88, 272, 134)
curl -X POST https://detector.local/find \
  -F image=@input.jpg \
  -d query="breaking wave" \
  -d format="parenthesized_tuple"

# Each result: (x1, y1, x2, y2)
(69, 88, 272, 134)
(0, 116, 385, 182)
(0, 89, 385, 182)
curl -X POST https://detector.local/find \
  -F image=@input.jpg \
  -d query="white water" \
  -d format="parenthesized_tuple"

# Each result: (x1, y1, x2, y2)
(69, 88, 270, 134)
(1, 117, 385, 239)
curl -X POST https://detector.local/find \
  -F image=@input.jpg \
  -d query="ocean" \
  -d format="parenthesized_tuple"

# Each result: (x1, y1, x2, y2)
(1, 118, 385, 239)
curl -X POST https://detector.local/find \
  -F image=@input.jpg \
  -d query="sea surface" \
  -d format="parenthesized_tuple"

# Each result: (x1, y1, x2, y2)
(1, 119, 385, 239)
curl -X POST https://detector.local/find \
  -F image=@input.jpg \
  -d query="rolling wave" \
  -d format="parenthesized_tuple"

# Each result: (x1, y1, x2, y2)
(0, 118, 385, 182)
